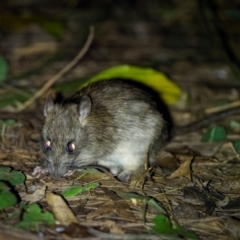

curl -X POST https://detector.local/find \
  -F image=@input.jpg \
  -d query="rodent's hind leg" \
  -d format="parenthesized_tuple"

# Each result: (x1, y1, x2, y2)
(148, 133, 168, 166)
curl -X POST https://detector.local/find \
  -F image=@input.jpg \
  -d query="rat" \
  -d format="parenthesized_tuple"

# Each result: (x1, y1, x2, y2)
(36, 79, 169, 181)
(33, 79, 240, 181)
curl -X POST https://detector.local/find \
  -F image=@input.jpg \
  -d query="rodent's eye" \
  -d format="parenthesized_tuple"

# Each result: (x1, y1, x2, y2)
(43, 140, 51, 150)
(66, 142, 75, 153)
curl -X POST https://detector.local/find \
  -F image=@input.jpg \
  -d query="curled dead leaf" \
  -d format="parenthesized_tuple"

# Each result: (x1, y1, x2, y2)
(100, 220, 125, 234)
(46, 192, 78, 225)
(168, 157, 193, 180)
(20, 185, 46, 203)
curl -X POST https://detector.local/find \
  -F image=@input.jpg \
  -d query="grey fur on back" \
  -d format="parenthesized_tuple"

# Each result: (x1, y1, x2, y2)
(42, 79, 168, 181)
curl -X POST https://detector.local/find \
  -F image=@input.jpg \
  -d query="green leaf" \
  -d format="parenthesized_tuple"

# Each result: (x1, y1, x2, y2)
(0, 180, 19, 210)
(174, 224, 199, 239)
(121, 192, 166, 213)
(0, 166, 25, 185)
(0, 181, 10, 191)
(62, 185, 83, 198)
(17, 221, 38, 230)
(121, 192, 150, 201)
(4, 119, 16, 125)
(0, 89, 32, 109)
(0, 166, 11, 173)
(216, 100, 229, 106)
(0, 119, 15, 125)
(225, 9, 240, 20)
(8, 170, 25, 185)
(23, 204, 42, 220)
(201, 126, 227, 142)
(233, 140, 240, 153)
(152, 214, 198, 239)
(82, 183, 99, 192)
(0, 55, 9, 82)
(152, 214, 173, 234)
(230, 120, 240, 132)
(80, 65, 182, 105)
(18, 203, 55, 231)
(148, 198, 167, 214)
(40, 211, 55, 225)
(62, 183, 99, 198)
(0, 189, 18, 210)
(40, 20, 64, 39)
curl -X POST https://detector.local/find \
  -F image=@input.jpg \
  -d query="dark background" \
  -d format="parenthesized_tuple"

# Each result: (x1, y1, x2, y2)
(1, 0, 240, 88)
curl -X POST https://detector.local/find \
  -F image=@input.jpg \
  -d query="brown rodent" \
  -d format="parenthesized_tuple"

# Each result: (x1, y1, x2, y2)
(40, 79, 169, 181)
(37, 79, 240, 181)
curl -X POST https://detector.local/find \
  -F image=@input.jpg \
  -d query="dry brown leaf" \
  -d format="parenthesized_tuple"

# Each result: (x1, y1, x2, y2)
(166, 144, 200, 155)
(226, 217, 240, 239)
(156, 151, 179, 171)
(215, 142, 239, 162)
(46, 192, 78, 225)
(0, 153, 9, 159)
(129, 167, 152, 189)
(77, 172, 109, 182)
(153, 175, 190, 187)
(169, 142, 221, 157)
(63, 222, 93, 238)
(86, 201, 114, 220)
(20, 185, 46, 203)
(173, 203, 199, 220)
(100, 220, 125, 234)
(168, 156, 193, 179)
(0, 223, 43, 240)
(101, 188, 136, 220)
(13, 42, 57, 56)
(193, 218, 224, 233)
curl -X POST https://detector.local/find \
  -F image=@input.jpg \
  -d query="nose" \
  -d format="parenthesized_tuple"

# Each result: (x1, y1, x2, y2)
(49, 164, 66, 179)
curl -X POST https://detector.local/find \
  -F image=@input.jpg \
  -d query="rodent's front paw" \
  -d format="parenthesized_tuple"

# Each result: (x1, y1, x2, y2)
(117, 170, 133, 182)
(32, 166, 49, 178)
(63, 170, 75, 176)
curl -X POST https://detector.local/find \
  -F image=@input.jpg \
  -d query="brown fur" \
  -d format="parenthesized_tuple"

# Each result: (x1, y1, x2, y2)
(42, 79, 168, 181)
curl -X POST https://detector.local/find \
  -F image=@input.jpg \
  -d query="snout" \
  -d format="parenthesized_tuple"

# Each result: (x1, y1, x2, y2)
(49, 168, 67, 180)
(45, 161, 70, 179)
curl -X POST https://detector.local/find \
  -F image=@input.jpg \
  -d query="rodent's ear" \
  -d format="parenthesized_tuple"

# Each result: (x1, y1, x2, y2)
(43, 93, 54, 117)
(78, 95, 92, 122)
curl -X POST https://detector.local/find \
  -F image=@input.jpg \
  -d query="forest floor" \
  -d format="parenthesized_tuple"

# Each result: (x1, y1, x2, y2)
(0, 1, 240, 239)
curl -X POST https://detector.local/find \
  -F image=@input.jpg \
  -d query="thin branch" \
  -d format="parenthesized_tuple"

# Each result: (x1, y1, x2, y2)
(205, 100, 240, 115)
(16, 26, 94, 112)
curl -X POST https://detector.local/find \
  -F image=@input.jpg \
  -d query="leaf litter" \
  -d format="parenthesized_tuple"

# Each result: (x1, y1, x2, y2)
(1, 14, 240, 240)
(1, 2, 240, 240)
(2, 86, 240, 240)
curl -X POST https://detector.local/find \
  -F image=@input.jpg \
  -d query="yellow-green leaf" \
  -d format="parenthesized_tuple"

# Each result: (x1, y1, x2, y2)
(83, 65, 182, 105)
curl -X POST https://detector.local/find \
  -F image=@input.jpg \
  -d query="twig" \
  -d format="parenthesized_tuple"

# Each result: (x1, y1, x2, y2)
(205, 100, 240, 114)
(88, 227, 182, 240)
(15, 26, 94, 112)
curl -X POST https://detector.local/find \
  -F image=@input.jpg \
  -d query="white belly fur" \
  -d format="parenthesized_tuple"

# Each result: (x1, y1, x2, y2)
(97, 140, 148, 174)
